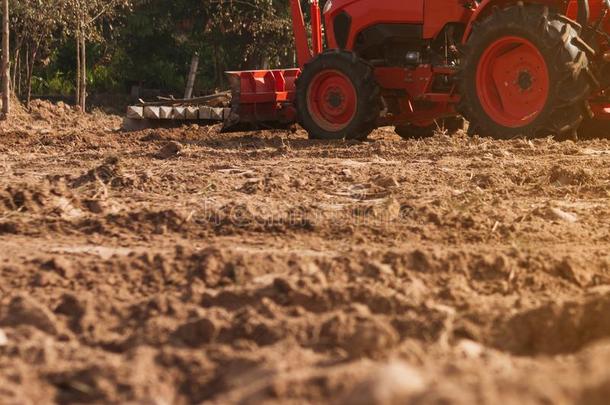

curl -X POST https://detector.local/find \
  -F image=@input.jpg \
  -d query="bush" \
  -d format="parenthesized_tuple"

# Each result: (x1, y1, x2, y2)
(46, 72, 75, 96)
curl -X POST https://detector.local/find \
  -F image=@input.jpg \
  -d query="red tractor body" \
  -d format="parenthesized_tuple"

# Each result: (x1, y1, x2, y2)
(323, 0, 468, 48)
(226, 0, 610, 140)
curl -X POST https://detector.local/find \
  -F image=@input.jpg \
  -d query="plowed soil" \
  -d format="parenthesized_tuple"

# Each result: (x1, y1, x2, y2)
(2, 104, 610, 404)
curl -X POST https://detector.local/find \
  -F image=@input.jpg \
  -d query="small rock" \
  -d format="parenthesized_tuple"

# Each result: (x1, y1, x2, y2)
(343, 361, 426, 405)
(0, 328, 7, 346)
(1, 295, 59, 335)
(155, 141, 183, 159)
(172, 318, 217, 347)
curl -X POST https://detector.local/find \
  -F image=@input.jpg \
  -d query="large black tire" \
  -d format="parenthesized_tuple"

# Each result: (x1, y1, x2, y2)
(395, 116, 466, 139)
(458, 4, 593, 140)
(296, 50, 381, 140)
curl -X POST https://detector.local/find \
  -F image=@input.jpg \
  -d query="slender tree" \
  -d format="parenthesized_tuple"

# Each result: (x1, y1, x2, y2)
(62, 0, 131, 111)
(2, 0, 9, 118)
(10, 0, 63, 106)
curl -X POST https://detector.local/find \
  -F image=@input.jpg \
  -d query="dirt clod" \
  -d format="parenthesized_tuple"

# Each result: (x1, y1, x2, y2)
(373, 175, 400, 189)
(1, 295, 59, 335)
(40, 257, 75, 278)
(549, 165, 593, 186)
(555, 258, 592, 287)
(155, 141, 183, 159)
(321, 313, 399, 359)
(72, 155, 124, 188)
(55, 293, 92, 334)
(172, 318, 218, 347)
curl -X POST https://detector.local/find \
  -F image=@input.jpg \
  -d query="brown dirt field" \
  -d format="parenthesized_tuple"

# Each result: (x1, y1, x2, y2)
(2, 102, 610, 404)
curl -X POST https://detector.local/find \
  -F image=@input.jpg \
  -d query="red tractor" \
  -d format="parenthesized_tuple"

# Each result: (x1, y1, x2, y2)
(227, 0, 610, 140)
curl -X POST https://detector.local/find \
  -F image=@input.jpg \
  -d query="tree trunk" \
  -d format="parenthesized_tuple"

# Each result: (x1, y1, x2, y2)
(11, 47, 18, 95)
(16, 48, 21, 97)
(25, 45, 37, 108)
(79, 34, 86, 111)
(25, 45, 29, 104)
(213, 43, 224, 89)
(2, 0, 10, 118)
(184, 53, 199, 99)
(76, 30, 80, 107)
(260, 53, 270, 70)
(10, 49, 16, 94)
(12, 37, 23, 98)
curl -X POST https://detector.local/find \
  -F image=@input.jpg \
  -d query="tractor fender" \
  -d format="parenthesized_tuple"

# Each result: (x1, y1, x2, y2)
(461, 0, 565, 43)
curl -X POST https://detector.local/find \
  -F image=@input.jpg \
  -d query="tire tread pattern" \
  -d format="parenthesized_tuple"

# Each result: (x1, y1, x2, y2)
(296, 50, 381, 140)
(458, 3, 594, 140)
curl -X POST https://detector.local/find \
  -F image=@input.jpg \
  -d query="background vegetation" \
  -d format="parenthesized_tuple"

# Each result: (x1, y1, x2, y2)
(7, 0, 299, 106)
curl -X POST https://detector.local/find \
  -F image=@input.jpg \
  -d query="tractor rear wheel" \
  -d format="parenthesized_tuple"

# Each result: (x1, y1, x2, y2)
(459, 4, 593, 139)
(297, 50, 381, 140)
(395, 116, 466, 139)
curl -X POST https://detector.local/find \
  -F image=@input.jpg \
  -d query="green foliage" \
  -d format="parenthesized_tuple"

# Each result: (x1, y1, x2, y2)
(11, 0, 301, 98)
(31, 71, 74, 96)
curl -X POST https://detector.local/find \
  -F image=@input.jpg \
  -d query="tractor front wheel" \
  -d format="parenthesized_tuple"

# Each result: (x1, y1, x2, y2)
(297, 50, 381, 140)
(459, 4, 593, 139)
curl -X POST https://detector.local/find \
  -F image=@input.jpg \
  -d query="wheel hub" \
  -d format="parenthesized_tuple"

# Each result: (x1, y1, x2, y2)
(307, 69, 357, 132)
(517, 71, 533, 91)
(327, 90, 344, 109)
(476, 36, 550, 128)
